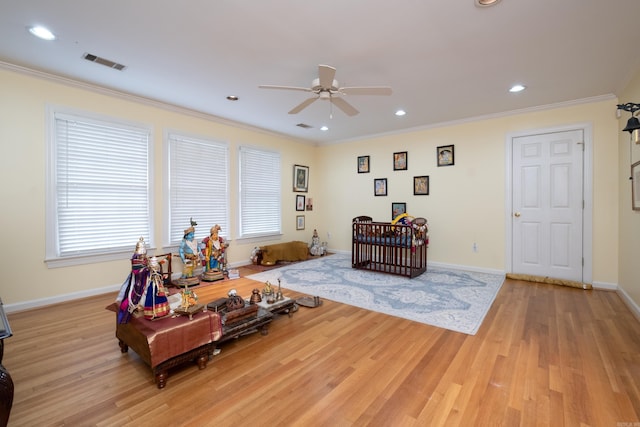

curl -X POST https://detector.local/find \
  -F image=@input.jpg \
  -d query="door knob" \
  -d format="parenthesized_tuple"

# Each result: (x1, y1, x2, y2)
(514, 212, 521, 217)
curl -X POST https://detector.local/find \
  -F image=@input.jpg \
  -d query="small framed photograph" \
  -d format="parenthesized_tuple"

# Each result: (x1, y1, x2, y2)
(632, 160, 640, 211)
(437, 145, 454, 167)
(358, 155, 370, 173)
(306, 197, 313, 211)
(296, 194, 305, 211)
(374, 178, 387, 196)
(296, 215, 305, 230)
(293, 164, 309, 192)
(414, 176, 430, 195)
(393, 151, 408, 171)
(392, 202, 406, 220)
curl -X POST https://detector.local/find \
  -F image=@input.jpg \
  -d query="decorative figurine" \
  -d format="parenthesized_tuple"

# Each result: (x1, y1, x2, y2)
(250, 288, 262, 304)
(176, 218, 201, 287)
(180, 286, 198, 309)
(201, 224, 227, 282)
(275, 278, 283, 301)
(226, 289, 245, 311)
(309, 229, 325, 256)
(143, 256, 170, 320)
(116, 237, 150, 323)
(263, 281, 273, 297)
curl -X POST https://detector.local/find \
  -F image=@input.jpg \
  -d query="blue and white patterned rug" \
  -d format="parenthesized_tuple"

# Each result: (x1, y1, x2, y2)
(247, 253, 504, 335)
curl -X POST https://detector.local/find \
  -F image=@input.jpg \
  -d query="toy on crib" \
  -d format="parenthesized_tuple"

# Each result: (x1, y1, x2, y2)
(391, 213, 414, 233)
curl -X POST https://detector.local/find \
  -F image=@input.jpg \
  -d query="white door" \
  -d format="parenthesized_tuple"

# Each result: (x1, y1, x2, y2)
(511, 129, 584, 282)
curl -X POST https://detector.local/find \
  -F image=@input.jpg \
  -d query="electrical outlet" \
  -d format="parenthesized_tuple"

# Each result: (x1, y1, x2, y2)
(473, 242, 478, 252)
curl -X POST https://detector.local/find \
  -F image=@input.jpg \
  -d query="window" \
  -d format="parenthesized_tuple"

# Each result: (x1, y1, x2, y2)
(46, 109, 152, 267)
(238, 146, 281, 238)
(166, 133, 229, 245)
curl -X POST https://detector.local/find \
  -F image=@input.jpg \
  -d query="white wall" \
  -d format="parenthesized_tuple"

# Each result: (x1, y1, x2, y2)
(0, 65, 626, 311)
(316, 100, 620, 284)
(617, 70, 640, 314)
(0, 67, 317, 307)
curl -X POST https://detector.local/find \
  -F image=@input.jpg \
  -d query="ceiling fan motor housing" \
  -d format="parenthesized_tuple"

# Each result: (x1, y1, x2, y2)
(312, 77, 339, 93)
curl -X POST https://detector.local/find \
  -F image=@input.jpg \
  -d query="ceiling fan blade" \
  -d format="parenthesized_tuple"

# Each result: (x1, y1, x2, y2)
(331, 96, 359, 116)
(318, 65, 336, 89)
(288, 97, 318, 114)
(340, 86, 393, 96)
(259, 85, 311, 93)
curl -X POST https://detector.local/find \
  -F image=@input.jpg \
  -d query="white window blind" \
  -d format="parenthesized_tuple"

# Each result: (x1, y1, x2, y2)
(49, 112, 151, 261)
(168, 133, 229, 245)
(239, 146, 281, 238)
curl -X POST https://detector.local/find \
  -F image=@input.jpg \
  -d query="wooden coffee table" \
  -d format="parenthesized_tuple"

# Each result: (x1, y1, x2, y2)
(115, 309, 223, 388)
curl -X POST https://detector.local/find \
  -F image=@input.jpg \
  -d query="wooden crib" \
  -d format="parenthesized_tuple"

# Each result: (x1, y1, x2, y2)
(351, 215, 428, 278)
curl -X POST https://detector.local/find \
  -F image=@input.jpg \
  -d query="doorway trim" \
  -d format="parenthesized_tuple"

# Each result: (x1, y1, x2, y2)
(504, 122, 593, 284)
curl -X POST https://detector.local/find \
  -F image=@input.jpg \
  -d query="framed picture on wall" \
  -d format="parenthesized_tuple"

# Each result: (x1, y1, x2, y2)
(413, 176, 429, 195)
(437, 145, 454, 166)
(392, 202, 406, 220)
(296, 215, 305, 230)
(358, 155, 370, 173)
(374, 178, 387, 196)
(293, 164, 309, 192)
(296, 194, 305, 211)
(393, 151, 408, 170)
(632, 160, 640, 211)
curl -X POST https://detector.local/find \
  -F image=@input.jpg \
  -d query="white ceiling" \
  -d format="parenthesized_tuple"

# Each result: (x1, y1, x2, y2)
(1, 0, 640, 145)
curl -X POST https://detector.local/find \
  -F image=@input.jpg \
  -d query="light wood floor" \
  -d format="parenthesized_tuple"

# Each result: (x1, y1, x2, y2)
(4, 265, 640, 426)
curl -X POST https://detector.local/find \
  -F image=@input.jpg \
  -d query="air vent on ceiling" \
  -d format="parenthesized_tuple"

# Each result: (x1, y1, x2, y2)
(296, 123, 313, 129)
(82, 53, 126, 71)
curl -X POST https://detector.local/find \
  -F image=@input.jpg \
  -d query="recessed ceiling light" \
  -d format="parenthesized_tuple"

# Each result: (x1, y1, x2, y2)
(320, 126, 329, 131)
(509, 84, 526, 93)
(475, 0, 501, 7)
(28, 25, 56, 41)
(226, 95, 239, 101)
(395, 110, 406, 116)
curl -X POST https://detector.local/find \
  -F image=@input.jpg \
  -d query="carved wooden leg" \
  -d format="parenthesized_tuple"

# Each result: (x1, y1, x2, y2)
(155, 370, 168, 389)
(118, 340, 129, 353)
(196, 353, 208, 370)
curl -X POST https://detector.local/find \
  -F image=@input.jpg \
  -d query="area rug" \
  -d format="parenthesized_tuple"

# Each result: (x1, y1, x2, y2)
(247, 253, 504, 335)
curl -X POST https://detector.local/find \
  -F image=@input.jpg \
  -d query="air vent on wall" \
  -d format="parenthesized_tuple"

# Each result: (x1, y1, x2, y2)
(83, 53, 126, 71)
(296, 123, 313, 129)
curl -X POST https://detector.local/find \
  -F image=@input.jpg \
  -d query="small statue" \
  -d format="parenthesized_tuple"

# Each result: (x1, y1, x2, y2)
(309, 229, 325, 256)
(201, 224, 228, 282)
(179, 218, 200, 279)
(263, 281, 273, 297)
(143, 256, 170, 319)
(180, 286, 198, 308)
(116, 237, 150, 323)
(276, 278, 283, 301)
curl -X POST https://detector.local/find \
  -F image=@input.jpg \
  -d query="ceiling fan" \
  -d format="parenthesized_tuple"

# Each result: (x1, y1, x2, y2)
(259, 64, 392, 117)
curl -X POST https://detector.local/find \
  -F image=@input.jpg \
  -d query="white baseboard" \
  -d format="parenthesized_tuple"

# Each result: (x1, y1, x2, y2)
(5, 283, 121, 314)
(615, 284, 640, 323)
(428, 261, 505, 276)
